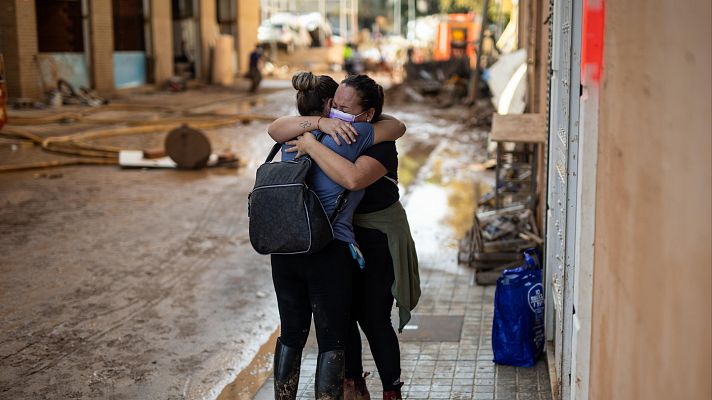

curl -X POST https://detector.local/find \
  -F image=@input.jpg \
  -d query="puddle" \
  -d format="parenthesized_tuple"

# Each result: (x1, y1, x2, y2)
(396, 112, 492, 273)
(192, 101, 260, 116)
(190, 91, 294, 117)
(397, 141, 436, 190)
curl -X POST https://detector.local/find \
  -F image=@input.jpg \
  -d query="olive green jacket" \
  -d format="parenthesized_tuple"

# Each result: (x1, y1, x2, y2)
(354, 201, 421, 332)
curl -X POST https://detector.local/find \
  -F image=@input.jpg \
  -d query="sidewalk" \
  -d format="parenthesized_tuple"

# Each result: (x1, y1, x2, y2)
(253, 264, 551, 399)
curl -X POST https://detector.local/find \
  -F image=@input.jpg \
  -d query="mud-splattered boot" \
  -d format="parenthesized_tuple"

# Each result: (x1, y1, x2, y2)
(273, 338, 302, 400)
(343, 372, 371, 400)
(315, 350, 345, 399)
(382, 382, 404, 400)
(381, 391, 402, 400)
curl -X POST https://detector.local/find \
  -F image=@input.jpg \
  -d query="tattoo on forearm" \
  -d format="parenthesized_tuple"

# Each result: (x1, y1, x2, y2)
(299, 120, 312, 130)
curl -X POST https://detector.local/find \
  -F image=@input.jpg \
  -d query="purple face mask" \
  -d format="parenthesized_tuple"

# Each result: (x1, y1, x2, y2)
(329, 108, 367, 122)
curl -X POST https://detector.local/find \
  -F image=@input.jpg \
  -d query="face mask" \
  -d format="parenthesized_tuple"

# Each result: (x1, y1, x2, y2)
(329, 108, 367, 122)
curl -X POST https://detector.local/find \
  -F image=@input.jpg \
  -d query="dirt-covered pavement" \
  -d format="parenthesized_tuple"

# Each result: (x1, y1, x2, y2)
(0, 80, 490, 399)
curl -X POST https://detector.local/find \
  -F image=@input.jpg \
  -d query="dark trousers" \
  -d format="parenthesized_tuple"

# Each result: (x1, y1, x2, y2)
(271, 240, 354, 353)
(345, 227, 401, 391)
(248, 68, 262, 92)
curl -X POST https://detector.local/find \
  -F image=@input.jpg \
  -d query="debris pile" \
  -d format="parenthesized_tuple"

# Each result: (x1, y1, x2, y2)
(459, 205, 542, 285)
(402, 58, 471, 106)
(458, 140, 541, 285)
(49, 79, 108, 107)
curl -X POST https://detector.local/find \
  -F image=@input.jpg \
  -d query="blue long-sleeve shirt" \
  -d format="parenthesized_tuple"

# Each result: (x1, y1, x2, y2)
(280, 122, 374, 244)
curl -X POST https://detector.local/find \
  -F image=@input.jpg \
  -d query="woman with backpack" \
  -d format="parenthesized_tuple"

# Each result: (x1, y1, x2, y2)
(266, 72, 406, 399)
(271, 74, 420, 400)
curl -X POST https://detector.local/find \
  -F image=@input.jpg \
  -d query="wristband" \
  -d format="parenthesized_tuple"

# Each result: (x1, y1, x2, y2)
(316, 116, 322, 131)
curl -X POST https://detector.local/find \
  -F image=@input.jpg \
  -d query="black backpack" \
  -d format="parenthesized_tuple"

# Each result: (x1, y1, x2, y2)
(248, 137, 347, 255)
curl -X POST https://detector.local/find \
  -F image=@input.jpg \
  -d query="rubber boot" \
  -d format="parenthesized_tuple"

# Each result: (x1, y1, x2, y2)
(381, 391, 402, 400)
(315, 350, 345, 400)
(273, 338, 302, 400)
(382, 382, 404, 400)
(344, 372, 371, 400)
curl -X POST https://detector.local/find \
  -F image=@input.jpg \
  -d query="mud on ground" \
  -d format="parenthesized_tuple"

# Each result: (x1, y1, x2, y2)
(0, 82, 492, 399)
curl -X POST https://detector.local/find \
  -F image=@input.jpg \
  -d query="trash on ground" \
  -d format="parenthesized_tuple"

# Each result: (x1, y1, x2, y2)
(119, 151, 238, 169)
(485, 49, 527, 115)
(165, 124, 212, 169)
(48, 79, 108, 107)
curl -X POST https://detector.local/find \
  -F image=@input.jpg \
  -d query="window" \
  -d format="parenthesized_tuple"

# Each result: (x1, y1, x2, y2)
(216, 0, 236, 35)
(113, 0, 145, 51)
(35, 0, 84, 52)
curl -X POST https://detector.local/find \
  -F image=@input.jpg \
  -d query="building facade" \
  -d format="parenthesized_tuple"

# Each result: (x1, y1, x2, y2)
(519, 0, 711, 398)
(0, 0, 260, 99)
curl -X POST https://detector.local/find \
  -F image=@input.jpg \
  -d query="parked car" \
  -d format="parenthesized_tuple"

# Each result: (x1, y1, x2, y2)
(298, 12, 332, 47)
(258, 13, 311, 53)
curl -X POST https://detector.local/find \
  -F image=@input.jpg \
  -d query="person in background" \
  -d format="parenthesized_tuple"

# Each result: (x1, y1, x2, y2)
(344, 43, 355, 75)
(248, 45, 264, 93)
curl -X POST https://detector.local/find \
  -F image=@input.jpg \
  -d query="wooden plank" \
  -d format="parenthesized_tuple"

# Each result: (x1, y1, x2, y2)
(491, 113, 548, 143)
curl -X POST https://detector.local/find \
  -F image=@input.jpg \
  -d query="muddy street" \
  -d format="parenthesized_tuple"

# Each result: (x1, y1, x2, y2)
(0, 83, 489, 399)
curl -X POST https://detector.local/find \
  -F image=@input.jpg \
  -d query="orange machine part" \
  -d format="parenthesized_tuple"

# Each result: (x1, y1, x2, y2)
(433, 13, 479, 63)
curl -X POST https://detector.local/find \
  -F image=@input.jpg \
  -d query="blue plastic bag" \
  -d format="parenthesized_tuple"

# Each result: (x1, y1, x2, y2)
(492, 249, 545, 367)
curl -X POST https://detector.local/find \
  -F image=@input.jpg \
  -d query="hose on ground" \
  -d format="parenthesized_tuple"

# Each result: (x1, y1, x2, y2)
(0, 111, 276, 172)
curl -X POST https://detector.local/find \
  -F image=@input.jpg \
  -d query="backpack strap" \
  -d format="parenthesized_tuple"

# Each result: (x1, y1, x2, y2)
(265, 142, 282, 163)
(265, 131, 328, 163)
(312, 132, 351, 223)
(266, 131, 350, 223)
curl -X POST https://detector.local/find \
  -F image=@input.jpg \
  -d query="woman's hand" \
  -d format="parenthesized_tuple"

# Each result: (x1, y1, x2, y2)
(318, 117, 359, 145)
(285, 133, 319, 158)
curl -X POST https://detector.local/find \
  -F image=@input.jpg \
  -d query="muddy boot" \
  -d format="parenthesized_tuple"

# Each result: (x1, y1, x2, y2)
(274, 338, 302, 400)
(343, 372, 371, 400)
(315, 350, 345, 399)
(381, 390, 402, 400)
(382, 382, 403, 400)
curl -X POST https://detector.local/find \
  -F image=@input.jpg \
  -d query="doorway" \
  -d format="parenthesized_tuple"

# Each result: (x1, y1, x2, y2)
(171, 0, 200, 79)
(35, 0, 90, 91)
(113, 0, 147, 88)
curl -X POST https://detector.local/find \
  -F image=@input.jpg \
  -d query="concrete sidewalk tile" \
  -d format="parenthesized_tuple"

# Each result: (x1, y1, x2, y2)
(517, 392, 542, 400)
(452, 377, 475, 386)
(252, 266, 550, 399)
(431, 378, 453, 385)
(474, 385, 495, 393)
(474, 392, 496, 400)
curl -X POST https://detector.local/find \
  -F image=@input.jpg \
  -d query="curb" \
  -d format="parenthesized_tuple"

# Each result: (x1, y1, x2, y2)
(217, 327, 279, 400)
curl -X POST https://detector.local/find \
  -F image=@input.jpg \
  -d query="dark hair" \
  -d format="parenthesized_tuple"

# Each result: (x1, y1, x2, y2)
(341, 74, 384, 121)
(292, 71, 338, 116)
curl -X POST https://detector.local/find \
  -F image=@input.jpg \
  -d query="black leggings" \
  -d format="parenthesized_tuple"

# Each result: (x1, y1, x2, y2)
(271, 240, 354, 353)
(345, 226, 401, 391)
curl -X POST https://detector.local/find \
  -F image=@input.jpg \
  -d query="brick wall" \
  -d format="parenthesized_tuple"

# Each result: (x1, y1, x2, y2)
(89, 0, 115, 93)
(0, 0, 42, 99)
